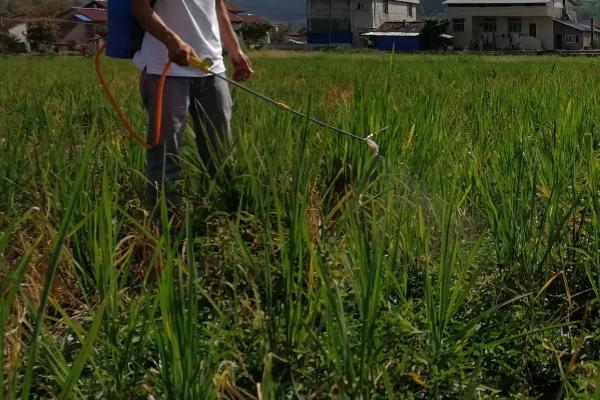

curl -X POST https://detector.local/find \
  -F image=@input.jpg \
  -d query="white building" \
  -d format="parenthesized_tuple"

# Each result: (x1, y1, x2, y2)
(443, 0, 565, 50)
(307, 0, 420, 46)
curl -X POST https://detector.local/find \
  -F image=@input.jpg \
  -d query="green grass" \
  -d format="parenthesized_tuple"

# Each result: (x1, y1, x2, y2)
(1, 52, 600, 399)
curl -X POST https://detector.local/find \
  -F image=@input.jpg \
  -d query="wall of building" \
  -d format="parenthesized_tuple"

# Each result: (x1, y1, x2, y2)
(308, 0, 351, 32)
(584, 31, 592, 48)
(448, 16, 473, 49)
(309, 0, 421, 46)
(373, 0, 419, 28)
(61, 24, 89, 43)
(446, 5, 560, 50)
(350, 0, 375, 35)
(471, 16, 553, 49)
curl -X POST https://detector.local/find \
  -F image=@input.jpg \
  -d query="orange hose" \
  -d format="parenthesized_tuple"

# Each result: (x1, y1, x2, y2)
(94, 44, 171, 149)
(154, 61, 172, 147)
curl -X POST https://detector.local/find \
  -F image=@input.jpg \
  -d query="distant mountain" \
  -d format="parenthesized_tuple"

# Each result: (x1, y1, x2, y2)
(232, 0, 306, 25)
(419, 0, 444, 17)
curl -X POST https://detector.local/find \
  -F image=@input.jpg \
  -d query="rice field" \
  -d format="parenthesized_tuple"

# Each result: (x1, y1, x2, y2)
(1, 52, 600, 399)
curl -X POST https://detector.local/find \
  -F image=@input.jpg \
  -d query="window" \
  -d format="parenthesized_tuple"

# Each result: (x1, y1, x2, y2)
(384, 0, 389, 13)
(565, 34, 578, 43)
(408, 4, 413, 17)
(357, 2, 364, 10)
(483, 18, 497, 33)
(453, 19, 465, 32)
(508, 18, 521, 33)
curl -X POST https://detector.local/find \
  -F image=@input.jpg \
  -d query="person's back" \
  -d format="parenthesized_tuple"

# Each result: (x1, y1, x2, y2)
(134, 0, 225, 78)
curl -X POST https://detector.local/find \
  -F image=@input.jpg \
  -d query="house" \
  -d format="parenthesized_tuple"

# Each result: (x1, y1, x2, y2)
(226, 1, 272, 30)
(224, 1, 273, 44)
(56, 7, 107, 51)
(307, 0, 420, 46)
(443, 0, 565, 50)
(225, 1, 246, 29)
(279, 25, 308, 44)
(553, 19, 600, 50)
(362, 21, 425, 50)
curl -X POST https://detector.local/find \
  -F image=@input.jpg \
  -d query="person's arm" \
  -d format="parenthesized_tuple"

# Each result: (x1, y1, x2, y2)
(215, 0, 254, 82)
(131, 0, 194, 66)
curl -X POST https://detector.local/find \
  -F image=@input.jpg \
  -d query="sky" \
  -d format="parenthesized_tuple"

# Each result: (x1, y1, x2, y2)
(232, 0, 306, 25)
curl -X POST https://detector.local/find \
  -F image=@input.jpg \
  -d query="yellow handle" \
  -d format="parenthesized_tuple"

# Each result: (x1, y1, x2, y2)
(189, 56, 214, 73)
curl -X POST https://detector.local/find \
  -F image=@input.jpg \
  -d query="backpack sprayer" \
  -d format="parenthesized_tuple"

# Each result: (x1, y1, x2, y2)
(95, 1, 380, 156)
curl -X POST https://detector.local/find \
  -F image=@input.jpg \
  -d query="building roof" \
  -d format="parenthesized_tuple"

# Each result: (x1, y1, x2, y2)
(229, 13, 272, 25)
(225, 1, 244, 13)
(554, 19, 600, 32)
(72, 7, 107, 23)
(373, 21, 426, 33)
(443, 0, 551, 4)
(82, 0, 107, 9)
(362, 21, 426, 37)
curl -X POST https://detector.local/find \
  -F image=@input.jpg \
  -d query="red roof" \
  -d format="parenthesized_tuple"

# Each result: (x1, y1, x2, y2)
(228, 13, 244, 23)
(235, 13, 272, 25)
(73, 7, 107, 22)
(225, 1, 244, 13)
(83, 0, 108, 9)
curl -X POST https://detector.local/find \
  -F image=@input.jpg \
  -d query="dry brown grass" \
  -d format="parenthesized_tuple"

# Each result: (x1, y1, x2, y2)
(2, 212, 83, 379)
(319, 83, 353, 114)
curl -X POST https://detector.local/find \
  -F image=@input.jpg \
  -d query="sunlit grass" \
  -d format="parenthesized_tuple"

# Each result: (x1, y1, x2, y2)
(1, 53, 600, 399)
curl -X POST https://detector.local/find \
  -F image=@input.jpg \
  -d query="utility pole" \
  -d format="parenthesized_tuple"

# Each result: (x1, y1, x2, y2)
(1, 15, 5, 56)
(327, 0, 333, 51)
(307, 0, 311, 32)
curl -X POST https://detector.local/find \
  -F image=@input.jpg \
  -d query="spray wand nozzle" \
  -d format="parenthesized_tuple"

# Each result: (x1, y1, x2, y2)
(189, 56, 382, 157)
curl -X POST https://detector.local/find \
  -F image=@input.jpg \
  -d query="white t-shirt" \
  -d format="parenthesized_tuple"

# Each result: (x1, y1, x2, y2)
(133, 0, 226, 77)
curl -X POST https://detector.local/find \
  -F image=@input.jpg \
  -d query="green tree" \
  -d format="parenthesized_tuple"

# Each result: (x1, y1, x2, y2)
(26, 19, 57, 50)
(0, 31, 24, 53)
(420, 18, 450, 50)
(0, 0, 71, 17)
(239, 22, 272, 47)
(570, 0, 600, 18)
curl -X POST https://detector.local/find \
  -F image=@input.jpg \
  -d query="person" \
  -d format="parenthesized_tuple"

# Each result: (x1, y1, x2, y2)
(132, 0, 253, 211)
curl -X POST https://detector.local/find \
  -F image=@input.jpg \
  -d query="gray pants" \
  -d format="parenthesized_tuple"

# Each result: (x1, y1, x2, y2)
(140, 71, 233, 207)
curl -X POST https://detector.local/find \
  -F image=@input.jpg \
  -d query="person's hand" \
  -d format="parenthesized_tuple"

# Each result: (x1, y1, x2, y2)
(166, 38, 194, 67)
(229, 49, 254, 82)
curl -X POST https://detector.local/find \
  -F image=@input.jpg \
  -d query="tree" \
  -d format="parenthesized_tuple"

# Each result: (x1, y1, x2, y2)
(420, 18, 450, 50)
(26, 19, 57, 50)
(0, 0, 71, 17)
(239, 22, 272, 47)
(0, 31, 24, 53)
(569, 0, 600, 18)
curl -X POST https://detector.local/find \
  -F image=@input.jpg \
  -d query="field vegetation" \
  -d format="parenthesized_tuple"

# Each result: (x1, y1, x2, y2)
(1, 52, 600, 399)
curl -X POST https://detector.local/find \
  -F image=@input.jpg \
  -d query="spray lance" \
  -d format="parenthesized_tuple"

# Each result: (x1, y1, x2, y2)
(188, 56, 381, 157)
(95, 48, 380, 156)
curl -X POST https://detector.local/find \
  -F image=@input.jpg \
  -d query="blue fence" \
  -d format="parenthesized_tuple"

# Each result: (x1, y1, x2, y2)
(307, 32, 353, 45)
(376, 36, 421, 51)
